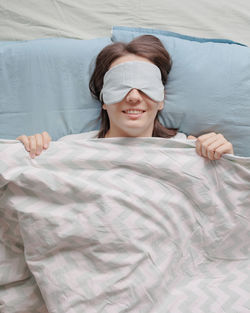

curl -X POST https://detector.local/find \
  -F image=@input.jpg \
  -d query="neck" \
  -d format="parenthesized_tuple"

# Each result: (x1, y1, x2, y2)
(105, 127, 154, 138)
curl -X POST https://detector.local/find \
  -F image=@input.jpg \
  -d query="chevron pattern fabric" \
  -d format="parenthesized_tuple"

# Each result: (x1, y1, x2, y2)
(0, 137, 250, 313)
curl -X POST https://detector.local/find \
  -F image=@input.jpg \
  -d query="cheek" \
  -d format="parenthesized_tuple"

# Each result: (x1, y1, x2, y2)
(105, 105, 120, 117)
(147, 101, 162, 113)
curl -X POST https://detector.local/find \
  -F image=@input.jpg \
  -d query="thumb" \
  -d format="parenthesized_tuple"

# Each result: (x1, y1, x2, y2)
(187, 135, 197, 140)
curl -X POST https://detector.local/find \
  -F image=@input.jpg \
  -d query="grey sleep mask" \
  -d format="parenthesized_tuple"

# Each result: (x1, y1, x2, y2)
(99, 61, 165, 105)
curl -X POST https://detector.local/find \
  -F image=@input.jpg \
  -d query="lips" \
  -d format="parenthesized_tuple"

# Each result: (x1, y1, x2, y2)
(122, 109, 145, 120)
(122, 109, 145, 114)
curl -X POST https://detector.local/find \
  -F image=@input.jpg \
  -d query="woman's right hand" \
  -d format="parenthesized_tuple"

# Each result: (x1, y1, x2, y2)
(16, 131, 51, 159)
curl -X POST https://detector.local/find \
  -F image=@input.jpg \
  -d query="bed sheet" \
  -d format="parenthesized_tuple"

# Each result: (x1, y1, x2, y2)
(0, 137, 250, 312)
(0, 0, 250, 46)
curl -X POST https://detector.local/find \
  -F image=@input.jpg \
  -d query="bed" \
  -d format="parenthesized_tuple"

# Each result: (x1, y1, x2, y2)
(0, 1, 250, 312)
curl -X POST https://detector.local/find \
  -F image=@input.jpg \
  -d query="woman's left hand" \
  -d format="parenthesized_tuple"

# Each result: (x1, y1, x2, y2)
(187, 132, 234, 160)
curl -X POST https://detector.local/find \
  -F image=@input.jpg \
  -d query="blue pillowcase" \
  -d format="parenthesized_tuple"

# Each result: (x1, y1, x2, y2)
(112, 26, 250, 156)
(0, 38, 111, 140)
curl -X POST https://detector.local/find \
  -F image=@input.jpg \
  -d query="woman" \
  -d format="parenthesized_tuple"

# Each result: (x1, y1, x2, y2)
(17, 35, 234, 160)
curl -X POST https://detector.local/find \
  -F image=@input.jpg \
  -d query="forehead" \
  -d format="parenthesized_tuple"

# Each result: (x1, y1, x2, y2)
(110, 54, 153, 69)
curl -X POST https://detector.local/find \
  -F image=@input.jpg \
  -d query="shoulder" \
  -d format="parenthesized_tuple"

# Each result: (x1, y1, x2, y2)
(58, 130, 99, 142)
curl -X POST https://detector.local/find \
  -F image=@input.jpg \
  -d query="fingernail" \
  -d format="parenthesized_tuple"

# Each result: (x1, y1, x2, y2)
(30, 154, 35, 159)
(44, 144, 48, 149)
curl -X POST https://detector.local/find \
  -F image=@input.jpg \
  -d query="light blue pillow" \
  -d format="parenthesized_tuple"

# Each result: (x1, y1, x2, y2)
(112, 26, 250, 157)
(0, 37, 112, 140)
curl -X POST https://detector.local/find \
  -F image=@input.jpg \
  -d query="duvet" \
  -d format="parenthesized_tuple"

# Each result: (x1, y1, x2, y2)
(0, 137, 249, 313)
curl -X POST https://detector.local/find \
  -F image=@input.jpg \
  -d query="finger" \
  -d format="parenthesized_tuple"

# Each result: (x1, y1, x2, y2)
(28, 136, 37, 158)
(215, 142, 234, 157)
(34, 134, 44, 155)
(196, 134, 217, 157)
(205, 139, 227, 160)
(197, 133, 224, 158)
(187, 135, 197, 140)
(205, 134, 233, 160)
(200, 134, 225, 159)
(41, 131, 51, 149)
(196, 132, 217, 142)
(16, 135, 31, 152)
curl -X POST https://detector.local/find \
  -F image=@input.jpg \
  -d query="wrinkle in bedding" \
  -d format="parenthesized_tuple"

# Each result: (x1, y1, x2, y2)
(0, 137, 249, 312)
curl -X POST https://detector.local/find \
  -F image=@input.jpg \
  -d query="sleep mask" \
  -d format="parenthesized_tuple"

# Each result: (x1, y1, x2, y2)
(99, 61, 165, 105)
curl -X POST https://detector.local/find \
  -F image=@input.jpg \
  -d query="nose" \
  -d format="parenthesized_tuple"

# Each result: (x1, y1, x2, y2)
(125, 88, 143, 104)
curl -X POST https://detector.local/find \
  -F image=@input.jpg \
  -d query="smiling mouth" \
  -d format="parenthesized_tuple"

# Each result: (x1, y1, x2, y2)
(122, 110, 146, 114)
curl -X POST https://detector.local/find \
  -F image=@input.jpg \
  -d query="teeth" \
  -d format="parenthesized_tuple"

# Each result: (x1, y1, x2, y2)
(125, 110, 144, 114)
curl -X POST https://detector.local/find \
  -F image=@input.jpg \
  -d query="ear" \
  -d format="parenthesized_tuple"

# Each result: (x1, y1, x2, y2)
(102, 103, 107, 110)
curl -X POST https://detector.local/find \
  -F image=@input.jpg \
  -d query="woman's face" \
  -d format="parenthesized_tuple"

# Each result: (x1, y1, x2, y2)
(102, 54, 164, 138)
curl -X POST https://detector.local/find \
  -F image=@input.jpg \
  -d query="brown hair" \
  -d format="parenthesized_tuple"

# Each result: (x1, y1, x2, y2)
(89, 35, 178, 138)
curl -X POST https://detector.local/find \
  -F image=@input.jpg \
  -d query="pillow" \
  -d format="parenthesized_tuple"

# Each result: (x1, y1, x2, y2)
(112, 26, 250, 157)
(0, 37, 112, 140)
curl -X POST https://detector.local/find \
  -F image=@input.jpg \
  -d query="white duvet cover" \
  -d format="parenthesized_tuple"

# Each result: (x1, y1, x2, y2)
(0, 137, 249, 313)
